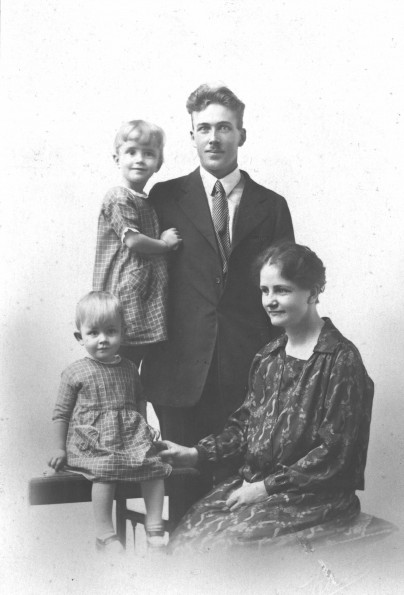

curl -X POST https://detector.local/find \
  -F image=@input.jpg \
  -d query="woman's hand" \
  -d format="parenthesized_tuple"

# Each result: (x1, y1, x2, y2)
(226, 480, 268, 511)
(47, 449, 67, 472)
(156, 440, 198, 468)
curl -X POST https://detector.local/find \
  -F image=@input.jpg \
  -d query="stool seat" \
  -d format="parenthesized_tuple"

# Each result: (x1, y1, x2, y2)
(29, 467, 199, 549)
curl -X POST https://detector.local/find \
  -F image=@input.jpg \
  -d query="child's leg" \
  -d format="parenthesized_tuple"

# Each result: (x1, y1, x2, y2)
(141, 478, 166, 548)
(92, 481, 117, 539)
(141, 478, 165, 530)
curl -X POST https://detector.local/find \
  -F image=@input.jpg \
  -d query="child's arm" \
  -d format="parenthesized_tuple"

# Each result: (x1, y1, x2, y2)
(48, 420, 68, 471)
(137, 398, 147, 420)
(48, 367, 77, 471)
(124, 227, 182, 254)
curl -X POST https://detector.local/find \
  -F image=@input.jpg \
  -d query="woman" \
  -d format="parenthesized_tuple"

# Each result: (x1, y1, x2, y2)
(160, 242, 374, 552)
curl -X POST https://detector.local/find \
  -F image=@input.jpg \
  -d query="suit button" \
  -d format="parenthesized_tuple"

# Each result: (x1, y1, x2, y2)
(215, 277, 221, 284)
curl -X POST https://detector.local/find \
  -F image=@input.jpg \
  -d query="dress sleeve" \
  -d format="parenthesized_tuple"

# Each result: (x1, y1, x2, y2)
(264, 347, 374, 494)
(196, 355, 263, 466)
(52, 369, 80, 424)
(103, 191, 141, 238)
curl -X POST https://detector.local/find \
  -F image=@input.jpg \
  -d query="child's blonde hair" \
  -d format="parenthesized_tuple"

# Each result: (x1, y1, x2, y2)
(75, 291, 123, 331)
(113, 120, 165, 170)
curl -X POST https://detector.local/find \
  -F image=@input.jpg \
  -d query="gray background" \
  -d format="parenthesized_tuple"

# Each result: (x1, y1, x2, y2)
(1, 1, 403, 592)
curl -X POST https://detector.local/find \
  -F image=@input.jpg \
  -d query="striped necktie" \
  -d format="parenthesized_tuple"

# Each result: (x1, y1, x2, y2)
(211, 180, 231, 273)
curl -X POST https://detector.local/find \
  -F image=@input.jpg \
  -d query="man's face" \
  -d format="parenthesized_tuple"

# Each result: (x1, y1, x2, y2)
(190, 103, 246, 179)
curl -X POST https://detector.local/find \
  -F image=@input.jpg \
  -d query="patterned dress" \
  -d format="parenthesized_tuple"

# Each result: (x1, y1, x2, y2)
(52, 357, 171, 482)
(169, 318, 374, 552)
(93, 186, 168, 346)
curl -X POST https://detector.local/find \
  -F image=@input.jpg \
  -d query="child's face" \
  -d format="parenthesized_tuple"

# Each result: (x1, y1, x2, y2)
(114, 135, 161, 192)
(77, 314, 122, 363)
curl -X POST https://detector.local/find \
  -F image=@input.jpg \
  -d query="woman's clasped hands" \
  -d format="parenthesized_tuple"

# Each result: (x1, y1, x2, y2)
(225, 480, 268, 511)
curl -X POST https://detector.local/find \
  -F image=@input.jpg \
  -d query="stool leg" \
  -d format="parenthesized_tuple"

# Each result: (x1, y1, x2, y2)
(130, 521, 137, 551)
(115, 498, 127, 548)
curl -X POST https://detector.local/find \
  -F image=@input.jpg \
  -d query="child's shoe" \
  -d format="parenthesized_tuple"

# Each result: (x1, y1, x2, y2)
(95, 534, 124, 554)
(146, 528, 166, 552)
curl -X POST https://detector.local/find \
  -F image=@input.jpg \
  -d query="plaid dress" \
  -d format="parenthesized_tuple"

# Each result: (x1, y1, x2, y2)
(93, 186, 168, 346)
(52, 357, 171, 482)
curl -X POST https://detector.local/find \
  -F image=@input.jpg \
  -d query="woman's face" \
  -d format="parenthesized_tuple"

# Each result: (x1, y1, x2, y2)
(260, 263, 313, 331)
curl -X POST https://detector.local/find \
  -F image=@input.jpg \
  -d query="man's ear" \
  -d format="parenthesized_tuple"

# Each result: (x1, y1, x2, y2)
(238, 128, 247, 147)
(190, 129, 196, 147)
(112, 153, 119, 166)
(74, 331, 83, 345)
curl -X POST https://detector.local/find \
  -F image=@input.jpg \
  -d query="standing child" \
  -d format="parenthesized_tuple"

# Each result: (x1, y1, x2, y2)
(93, 119, 181, 366)
(48, 291, 172, 553)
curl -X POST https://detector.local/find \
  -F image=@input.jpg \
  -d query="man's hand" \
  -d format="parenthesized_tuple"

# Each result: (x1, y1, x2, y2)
(156, 440, 198, 468)
(47, 449, 67, 472)
(226, 480, 267, 511)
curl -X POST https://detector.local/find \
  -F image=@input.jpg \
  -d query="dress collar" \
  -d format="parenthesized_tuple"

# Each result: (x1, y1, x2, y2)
(199, 166, 241, 197)
(266, 318, 344, 356)
(85, 354, 122, 365)
(119, 185, 148, 200)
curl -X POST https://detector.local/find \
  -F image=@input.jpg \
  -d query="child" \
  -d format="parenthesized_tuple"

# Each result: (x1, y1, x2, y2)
(93, 120, 181, 366)
(48, 291, 172, 553)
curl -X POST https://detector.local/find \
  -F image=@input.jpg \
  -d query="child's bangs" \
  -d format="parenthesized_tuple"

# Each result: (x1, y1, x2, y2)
(76, 292, 123, 330)
(83, 306, 120, 329)
(127, 124, 161, 148)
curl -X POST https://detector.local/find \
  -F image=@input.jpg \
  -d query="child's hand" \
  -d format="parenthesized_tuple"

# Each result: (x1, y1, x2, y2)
(160, 228, 182, 250)
(47, 449, 67, 472)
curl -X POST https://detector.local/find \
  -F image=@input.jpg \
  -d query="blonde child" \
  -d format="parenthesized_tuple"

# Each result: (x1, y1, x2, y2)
(48, 291, 171, 552)
(93, 120, 181, 366)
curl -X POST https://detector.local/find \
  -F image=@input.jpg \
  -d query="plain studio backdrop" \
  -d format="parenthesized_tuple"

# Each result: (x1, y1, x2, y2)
(1, 1, 404, 593)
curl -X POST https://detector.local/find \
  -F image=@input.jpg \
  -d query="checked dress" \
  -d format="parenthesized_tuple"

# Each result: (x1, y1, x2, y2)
(52, 357, 171, 482)
(93, 186, 168, 346)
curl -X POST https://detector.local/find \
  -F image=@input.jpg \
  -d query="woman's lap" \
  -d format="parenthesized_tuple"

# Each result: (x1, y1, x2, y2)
(169, 475, 361, 553)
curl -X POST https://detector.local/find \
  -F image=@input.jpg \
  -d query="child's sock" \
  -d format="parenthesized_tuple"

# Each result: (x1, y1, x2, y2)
(145, 523, 165, 549)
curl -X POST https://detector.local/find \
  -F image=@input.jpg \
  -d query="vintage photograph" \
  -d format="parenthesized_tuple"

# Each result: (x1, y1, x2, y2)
(1, 1, 403, 593)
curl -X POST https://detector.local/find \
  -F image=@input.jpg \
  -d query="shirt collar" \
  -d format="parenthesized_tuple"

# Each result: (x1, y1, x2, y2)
(199, 166, 241, 197)
(266, 318, 344, 356)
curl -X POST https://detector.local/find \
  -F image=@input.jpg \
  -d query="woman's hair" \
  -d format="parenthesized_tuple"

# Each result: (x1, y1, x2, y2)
(186, 84, 245, 129)
(256, 241, 326, 297)
(75, 291, 123, 330)
(113, 120, 165, 170)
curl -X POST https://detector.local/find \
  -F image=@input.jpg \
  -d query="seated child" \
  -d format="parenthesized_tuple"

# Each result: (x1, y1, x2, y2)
(48, 291, 171, 553)
(93, 119, 182, 367)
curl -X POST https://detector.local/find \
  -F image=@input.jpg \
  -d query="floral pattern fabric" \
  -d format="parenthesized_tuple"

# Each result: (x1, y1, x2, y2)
(169, 318, 374, 551)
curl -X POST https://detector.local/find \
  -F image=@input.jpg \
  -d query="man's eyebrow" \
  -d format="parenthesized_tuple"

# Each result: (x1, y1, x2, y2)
(196, 120, 233, 127)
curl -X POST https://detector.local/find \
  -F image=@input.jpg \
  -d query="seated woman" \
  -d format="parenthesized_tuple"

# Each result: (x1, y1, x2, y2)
(159, 241, 374, 552)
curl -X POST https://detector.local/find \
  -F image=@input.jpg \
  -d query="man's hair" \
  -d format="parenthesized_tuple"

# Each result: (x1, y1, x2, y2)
(113, 120, 165, 170)
(186, 84, 245, 129)
(75, 291, 123, 331)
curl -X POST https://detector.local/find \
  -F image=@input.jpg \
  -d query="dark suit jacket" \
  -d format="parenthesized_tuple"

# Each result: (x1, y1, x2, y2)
(141, 168, 294, 413)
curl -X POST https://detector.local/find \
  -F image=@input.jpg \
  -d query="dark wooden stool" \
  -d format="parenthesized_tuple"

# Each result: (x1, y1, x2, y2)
(29, 468, 199, 548)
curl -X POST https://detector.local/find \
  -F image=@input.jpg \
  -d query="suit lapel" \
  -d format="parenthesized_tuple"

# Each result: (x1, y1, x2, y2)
(177, 168, 219, 254)
(232, 172, 270, 251)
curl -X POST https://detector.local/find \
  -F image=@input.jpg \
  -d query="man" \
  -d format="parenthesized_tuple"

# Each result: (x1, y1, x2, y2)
(142, 84, 294, 503)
